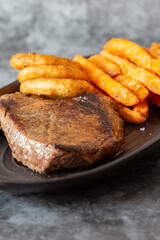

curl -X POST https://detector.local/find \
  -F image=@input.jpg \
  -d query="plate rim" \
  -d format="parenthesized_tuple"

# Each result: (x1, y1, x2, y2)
(0, 133, 159, 186)
(0, 80, 160, 191)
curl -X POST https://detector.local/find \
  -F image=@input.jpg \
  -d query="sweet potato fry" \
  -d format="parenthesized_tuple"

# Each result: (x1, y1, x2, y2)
(101, 50, 160, 95)
(20, 78, 97, 98)
(118, 100, 148, 124)
(132, 100, 149, 118)
(18, 65, 89, 83)
(73, 55, 139, 106)
(147, 91, 160, 107)
(115, 75, 149, 102)
(145, 48, 158, 59)
(10, 53, 82, 70)
(104, 38, 160, 76)
(145, 43, 160, 59)
(88, 54, 121, 77)
(151, 42, 160, 49)
(151, 42, 160, 54)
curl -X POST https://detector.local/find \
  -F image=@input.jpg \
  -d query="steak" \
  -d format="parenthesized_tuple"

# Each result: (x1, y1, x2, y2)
(0, 92, 124, 173)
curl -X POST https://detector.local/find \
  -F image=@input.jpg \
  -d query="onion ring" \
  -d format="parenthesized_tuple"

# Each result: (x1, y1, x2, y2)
(10, 53, 82, 70)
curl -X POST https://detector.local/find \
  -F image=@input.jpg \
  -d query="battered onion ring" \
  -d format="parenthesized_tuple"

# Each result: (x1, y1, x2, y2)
(10, 53, 82, 70)
(118, 100, 148, 124)
(17, 65, 89, 82)
(20, 78, 98, 98)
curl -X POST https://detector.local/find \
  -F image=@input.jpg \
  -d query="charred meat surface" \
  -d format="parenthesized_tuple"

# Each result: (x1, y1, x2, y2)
(0, 92, 124, 173)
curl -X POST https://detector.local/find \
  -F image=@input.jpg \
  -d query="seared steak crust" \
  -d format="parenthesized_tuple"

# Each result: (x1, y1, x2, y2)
(0, 92, 124, 173)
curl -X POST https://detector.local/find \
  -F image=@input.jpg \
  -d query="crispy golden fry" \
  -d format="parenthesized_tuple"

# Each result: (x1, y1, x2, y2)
(145, 48, 158, 59)
(10, 53, 82, 70)
(20, 78, 97, 98)
(151, 42, 160, 49)
(73, 55, 139, 106)
(88, 54, 121, 77)
(17, 65, 89, 83)
(115, 74, 149, 102)
(151, 42, 160, 57)
(147, 91, 160, 107)
(118, 100, 148, 124)
(145, 43, 160, 59)
(104, 38, 160, 76)
(132, 100, 149, 118)
(101, 50, 160, 95)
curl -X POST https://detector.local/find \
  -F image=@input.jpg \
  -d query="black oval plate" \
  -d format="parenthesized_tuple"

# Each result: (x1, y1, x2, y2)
(0, 81, 160, 193)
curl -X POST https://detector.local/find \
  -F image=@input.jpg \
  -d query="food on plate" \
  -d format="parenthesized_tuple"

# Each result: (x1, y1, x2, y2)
(104, 38, 160, 76)
(118, 100, 148, 124)
(88, 54, 121, 77)
(17, 65, 89, 82)
(9, 38, 160, 126)
(73, 54, 139, 106)
(4, 37, 160, 176)
(3, 37, 160, 175)
(147, 91, 160, 107)
(0, 92, 124, 173)
(10, 53, 82, 70)
(100, 50, 160, 95)
(20, 78, 97, 98)
(115, 75, 149, 102)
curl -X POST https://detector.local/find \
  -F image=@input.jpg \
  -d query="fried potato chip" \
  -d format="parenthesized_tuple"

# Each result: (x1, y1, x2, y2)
(118, 100, 148, 124)
(104, 38, 160, 76)
(18, 65, 89, 83)
(115, 74, 149, 102)
(10, 53, 82, 70)
(147, 91, 160, 107)
(73, 55, 139, 106)
(101, 50, 160, 95)
(88, 54, 121, 77)
(20, 78, 97, 98)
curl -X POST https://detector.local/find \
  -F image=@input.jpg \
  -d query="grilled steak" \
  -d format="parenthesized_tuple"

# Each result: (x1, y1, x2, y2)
(0, 92, 124, 173)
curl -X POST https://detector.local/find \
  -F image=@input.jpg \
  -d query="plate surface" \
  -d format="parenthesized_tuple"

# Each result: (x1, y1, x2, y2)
(0, 80, 160, 193)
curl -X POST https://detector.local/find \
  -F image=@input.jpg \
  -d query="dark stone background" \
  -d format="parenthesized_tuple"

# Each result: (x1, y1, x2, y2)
(0, 0, 160, 239)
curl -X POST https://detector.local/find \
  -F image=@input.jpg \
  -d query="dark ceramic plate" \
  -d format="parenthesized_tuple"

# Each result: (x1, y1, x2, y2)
(0, 80, 160, 193)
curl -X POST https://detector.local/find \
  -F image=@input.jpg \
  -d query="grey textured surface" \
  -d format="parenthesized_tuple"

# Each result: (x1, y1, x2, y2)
(0, 0, 160, 88)
(1, 0, 160, 239)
